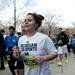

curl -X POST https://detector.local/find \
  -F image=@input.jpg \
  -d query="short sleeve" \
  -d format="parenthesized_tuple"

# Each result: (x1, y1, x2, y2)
(44, 36, 57, 54)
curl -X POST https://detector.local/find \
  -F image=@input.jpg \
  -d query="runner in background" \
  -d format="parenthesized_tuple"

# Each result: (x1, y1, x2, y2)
(5, 26, 18, 75)
(0, 30, 6, 70)
(57, 28, 69, 65)
(0, 29, 7, 62)
(70, 34, 75, 57)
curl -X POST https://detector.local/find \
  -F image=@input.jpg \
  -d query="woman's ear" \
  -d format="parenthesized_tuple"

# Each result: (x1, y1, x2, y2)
(34, 24, 38, 29)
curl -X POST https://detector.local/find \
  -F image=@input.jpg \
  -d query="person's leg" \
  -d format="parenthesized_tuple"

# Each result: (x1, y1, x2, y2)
(59, 54, 63, 62)
(61, 45, 68, 64)
(57, 54, 63, 66)
(8, 55, 16, 75)
(72, 48, 75, 55)
(1, 54, 5, 70)
(57, 46, 63, 66)
(17, 60, 24, 75)
(64, 53, 68, 59)
(67, 44, 71, 55)
(3, 52, 7, 60)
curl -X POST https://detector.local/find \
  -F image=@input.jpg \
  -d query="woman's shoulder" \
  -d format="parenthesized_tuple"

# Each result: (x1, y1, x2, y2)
(37, 32, 50, 39)
(18, 35, 26, 40)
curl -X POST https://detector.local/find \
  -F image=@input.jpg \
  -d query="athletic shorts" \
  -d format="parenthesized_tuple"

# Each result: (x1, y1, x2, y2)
(17, 60, 24, 70)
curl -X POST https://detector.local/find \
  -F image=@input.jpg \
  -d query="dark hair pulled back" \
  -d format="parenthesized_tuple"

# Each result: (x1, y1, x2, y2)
(27, 13, 44, 29)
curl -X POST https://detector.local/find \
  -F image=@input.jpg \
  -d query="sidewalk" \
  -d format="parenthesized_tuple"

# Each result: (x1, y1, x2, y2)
(0, 64, 12, 75)
(51, 53, 75, 75)
(0, 53, 75, 75)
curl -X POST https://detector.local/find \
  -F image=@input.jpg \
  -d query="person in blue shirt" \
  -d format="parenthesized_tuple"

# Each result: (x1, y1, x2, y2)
(70, 34, 75, 55)
(5, 26, 18, 75)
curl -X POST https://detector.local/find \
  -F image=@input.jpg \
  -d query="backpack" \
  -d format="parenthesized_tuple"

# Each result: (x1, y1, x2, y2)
(71, 37, 75, 48)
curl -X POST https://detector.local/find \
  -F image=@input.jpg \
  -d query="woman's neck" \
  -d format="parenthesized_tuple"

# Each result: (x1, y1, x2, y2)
(25, 30, 37, 37)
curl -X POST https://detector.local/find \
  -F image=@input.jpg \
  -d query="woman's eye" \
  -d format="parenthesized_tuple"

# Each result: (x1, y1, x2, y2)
(28, 19, 32, 22)
(24, 18, 33, 22)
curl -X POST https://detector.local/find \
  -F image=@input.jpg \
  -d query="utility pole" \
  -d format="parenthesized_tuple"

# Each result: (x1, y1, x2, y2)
(14, 0, 16, 28)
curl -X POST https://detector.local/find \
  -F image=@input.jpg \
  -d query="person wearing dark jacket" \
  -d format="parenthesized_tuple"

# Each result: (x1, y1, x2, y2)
(57, 28, 69, 46)
(0, 32, 6, 70)
(57, 28, 69, 65)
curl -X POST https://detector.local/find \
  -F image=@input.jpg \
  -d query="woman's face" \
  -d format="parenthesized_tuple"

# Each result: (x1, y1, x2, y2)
(21, 15, 37, 32)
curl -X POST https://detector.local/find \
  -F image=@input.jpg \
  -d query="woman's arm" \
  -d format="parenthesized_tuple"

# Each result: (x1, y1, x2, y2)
(34, 53, 58, 63)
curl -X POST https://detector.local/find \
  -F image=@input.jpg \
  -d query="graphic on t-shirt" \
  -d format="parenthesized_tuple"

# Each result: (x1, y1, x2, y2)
(21, 43, 37, 51)
(21, 43, 38, 65)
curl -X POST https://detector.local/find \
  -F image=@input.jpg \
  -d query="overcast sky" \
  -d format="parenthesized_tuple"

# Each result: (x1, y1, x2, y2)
(0, 0, 75, 28)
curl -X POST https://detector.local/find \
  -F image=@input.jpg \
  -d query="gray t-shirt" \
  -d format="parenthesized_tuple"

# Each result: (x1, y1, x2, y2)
(18, 32, 57, 75)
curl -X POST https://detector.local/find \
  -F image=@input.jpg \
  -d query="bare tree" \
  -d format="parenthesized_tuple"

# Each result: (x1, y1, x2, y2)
(43, 12, 62, 37)
(0, 20, 5, 29)
(7, 0, 34, 29)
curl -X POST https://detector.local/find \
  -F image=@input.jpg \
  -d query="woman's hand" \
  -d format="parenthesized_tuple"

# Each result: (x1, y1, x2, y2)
(34, 56, 46, 64)
(34, 53, 58, 64)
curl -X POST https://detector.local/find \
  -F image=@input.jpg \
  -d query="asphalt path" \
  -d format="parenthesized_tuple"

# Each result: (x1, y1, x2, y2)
(0, 53, 75, 75)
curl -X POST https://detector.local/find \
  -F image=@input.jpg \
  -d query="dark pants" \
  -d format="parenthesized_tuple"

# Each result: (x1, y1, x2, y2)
(7, 46, 24, 75)
(7, 46, 17, 75)
(72, 48, 75, 55)
(7, 54, 16, 75)
(16, 60, 24, 75)
(67, 44, 71, 53)
(17, 60, 24, 70)
(0, 54, 5, 69)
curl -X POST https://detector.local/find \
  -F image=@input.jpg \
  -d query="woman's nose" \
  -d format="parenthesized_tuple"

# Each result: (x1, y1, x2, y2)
(25, 20, 28, 24)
